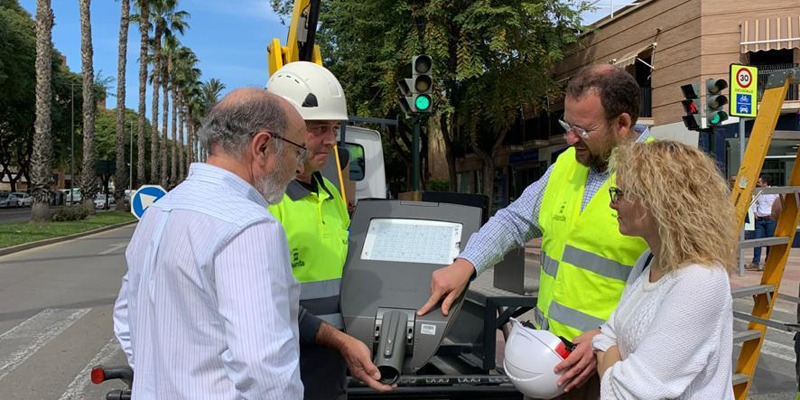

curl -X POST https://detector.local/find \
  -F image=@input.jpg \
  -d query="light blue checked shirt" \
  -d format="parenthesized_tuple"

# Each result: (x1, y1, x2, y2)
(114, 163, 303, 400)
(460, 128, 651, 275)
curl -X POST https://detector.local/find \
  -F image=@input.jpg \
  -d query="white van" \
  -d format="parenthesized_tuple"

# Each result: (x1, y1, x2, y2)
(322, 126, 387, 206)
(342, 126, 387, 202)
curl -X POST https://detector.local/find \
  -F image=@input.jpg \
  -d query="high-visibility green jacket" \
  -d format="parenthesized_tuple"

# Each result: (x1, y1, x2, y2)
(269, 172, 349, 341)
(536, 147, 648, 340)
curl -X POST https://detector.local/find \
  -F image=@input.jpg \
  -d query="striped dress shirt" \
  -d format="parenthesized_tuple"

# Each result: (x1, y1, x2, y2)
(113, 163, 303, 400)
(460, 128, 651, 274)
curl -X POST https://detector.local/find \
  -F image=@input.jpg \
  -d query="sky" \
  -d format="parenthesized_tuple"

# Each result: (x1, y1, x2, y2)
(18, 0, 636, 122)
(19, 0, 288, 121)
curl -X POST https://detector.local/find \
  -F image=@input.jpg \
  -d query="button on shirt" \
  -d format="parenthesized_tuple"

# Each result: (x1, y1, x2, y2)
(113, 163, 303, 400)
(460, 128, 651, 274)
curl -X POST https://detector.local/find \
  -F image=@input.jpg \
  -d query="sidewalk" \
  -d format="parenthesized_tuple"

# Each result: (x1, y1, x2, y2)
(733, 248, 800, 311)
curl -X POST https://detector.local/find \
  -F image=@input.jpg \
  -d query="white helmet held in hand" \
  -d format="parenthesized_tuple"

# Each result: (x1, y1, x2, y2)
(266, 61, 348, 121)
(504, 318, 573, 399)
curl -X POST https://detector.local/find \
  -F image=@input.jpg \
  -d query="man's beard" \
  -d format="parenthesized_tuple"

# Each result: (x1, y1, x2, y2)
(583, 130, 618, 171)
(256, 160, 293, 204)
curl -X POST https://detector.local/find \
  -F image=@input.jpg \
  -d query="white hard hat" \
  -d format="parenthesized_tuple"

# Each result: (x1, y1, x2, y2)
(504, 318, 572, 399)
(266, 61, 348, 121)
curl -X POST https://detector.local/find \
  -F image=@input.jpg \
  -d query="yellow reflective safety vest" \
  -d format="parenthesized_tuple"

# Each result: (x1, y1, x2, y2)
(537, 147, 648, 340)
(268, 173, 350, 328)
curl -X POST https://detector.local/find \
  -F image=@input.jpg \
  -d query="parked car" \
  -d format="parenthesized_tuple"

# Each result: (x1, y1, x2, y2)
(61, 189, 83, 205)
(11, 192, 32, 207)
(94, 193, 115, 210)
(0, 193, 11, 208)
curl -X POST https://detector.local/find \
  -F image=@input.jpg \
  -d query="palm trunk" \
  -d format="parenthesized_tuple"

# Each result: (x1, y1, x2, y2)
(178, 95, 185, 180)
(31, 0, 54, 222)
(160, 65, 168, 188)
(186, 106, 193, 170)
(150, 22, 162, 184)
(170, 87, 177, 186)
(136, 0, 149, 188)
(79, 0, 96, 215)
(114, 0, 129, 211)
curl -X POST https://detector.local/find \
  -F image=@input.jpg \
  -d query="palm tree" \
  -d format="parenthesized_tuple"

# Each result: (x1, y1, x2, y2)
(172, 46, 199, 180)
(79, 0, 97, 213)
(166, 41, 180, 186)
(159, 39, 171, 188)
(202, 78, 226, 108)
(150, 0, 190, 185)
(114, 0, 130, 211)
(149, 17, 160, 184)
(197, 78, 224, 164)
(160, 36, 179, 188)
(31, 0, 54, 222)
(135, 0, 149, 188)
(186, 82, 203, 170)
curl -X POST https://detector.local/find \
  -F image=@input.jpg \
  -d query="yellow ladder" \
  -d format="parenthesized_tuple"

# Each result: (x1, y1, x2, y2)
(729, 68, 800, 400)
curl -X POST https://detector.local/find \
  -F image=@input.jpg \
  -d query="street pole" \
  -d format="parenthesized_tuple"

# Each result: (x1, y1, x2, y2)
(412, 118, 420, 191)
(739, 117, 746, 277)
(129, 118, 133, 191)
(70, 82, 75, 206)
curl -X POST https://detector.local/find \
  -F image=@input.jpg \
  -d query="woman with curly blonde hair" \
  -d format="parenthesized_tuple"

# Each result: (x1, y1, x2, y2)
(592, 140, 736, 400)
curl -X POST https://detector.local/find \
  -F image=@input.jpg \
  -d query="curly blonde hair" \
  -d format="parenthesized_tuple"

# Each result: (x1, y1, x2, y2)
(610, 140, 737, 273)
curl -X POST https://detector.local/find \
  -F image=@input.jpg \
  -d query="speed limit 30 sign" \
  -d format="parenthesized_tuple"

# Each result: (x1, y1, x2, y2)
(730, 64, 758, 118)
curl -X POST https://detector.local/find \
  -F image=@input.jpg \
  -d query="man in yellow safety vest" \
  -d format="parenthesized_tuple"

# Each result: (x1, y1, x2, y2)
(268, 62, 393, 399)
(419, 64, 651, 400)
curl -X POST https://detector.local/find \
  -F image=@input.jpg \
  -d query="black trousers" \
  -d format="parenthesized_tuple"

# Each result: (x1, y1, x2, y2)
(300, 342, 348, 400)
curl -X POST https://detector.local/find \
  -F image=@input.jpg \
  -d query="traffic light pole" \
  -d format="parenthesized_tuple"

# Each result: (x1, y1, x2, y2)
(739, 117, 746, 276)
(412, 117, 420, 191)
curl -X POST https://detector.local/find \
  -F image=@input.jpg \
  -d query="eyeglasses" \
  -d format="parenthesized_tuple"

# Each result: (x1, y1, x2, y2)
(609, 187, 624, 204)
(558, 118, 591, 139)
(272, 134, 308, 161)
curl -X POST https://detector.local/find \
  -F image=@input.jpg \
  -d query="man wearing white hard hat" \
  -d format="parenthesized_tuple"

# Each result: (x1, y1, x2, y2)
(267, 61, 393, 399)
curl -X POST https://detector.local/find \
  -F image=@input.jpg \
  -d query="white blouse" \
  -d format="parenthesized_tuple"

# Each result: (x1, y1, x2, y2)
(592, 250, 734, 400)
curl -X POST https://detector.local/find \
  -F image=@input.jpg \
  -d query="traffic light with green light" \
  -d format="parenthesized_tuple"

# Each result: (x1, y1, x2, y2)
(397, 55, 433, 115)
(706, 78, 729, 127)
(412, 55, 433, 113)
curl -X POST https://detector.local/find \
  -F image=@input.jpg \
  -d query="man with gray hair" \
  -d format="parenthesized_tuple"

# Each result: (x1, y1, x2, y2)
(113, 88, 308, 400)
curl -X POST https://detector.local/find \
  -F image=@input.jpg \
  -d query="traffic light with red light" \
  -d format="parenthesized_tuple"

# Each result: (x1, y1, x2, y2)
(680, 83, 702, 131)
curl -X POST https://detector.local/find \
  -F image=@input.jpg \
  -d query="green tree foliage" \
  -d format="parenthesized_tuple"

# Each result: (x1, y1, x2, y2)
(0, 0, 37, 136)
(0, 0, 93, 192)
(272, 0, 587, 200)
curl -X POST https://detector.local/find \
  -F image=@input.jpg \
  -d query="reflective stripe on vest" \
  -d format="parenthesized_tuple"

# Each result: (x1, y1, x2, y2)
(543, 247, 634, 282)
(541, 251, 559, 278)
(562, 245, 634, 282)
(300, 278, 341, 300)
(537, 146, 649, 340)
(548, 300, 606, 334)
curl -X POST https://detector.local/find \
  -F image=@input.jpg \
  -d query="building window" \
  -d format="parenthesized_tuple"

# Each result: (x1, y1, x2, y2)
(749, 49, 797, 100)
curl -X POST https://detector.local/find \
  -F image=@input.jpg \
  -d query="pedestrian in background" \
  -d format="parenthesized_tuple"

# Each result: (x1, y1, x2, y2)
(749, 176, 779, 271)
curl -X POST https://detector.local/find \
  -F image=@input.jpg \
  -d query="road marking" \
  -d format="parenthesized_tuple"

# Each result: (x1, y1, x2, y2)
(57, 338, 121, 400)
(98, 243, 128, 256)
(0, 308, 91, 381)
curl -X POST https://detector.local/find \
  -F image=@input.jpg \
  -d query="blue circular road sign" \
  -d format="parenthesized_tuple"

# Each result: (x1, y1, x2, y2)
(131, 185, 167, 220)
